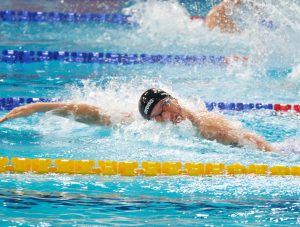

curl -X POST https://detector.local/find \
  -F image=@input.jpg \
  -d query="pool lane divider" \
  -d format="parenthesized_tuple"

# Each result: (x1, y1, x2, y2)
(0, 10, 275, 29)
(0, 97, 298, 113)
(0, 97, 62, 111)
(0, 11, 131, 24)
(0, 157, 299, 176)
(0, 50, 248, 65)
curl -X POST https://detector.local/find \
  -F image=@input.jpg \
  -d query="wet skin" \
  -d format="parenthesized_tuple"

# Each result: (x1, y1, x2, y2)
(150, 98, 185, 124)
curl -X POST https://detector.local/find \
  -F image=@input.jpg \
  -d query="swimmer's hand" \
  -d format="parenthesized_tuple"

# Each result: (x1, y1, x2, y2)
(0, 103, 40, 123)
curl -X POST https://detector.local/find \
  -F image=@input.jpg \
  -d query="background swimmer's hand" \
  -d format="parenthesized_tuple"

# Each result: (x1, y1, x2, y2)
(205, 0, 241, 33)
(0, 103, 40, 123)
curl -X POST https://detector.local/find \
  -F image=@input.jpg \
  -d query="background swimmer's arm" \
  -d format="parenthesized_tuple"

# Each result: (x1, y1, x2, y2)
(0, 102, 112, 126)
(183, 108, 275, 152)
(204, 0, 240, 33)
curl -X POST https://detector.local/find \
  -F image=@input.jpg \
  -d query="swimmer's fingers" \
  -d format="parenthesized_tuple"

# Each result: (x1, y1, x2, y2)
(0, 105, 35, 123)
(0, 114, 15, 123)
(0, 111, 20, 123)
(0, 116, 7, 123)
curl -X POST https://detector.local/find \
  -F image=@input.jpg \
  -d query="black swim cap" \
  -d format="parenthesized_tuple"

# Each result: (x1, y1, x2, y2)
(138, 88, 171, 120)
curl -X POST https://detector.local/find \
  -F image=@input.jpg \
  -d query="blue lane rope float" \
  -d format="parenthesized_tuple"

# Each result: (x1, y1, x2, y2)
(205, 102, 273, 111)
(0, 97, 62, 111)
(0, 157, 299, 176)
(0, 10, 275, 29)
(0, 97, 299, 113)
(0, 49, 248, 65)
(0, 10, 131, 24)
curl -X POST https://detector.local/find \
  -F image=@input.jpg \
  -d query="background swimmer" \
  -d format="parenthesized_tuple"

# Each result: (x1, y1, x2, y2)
(0, 88, 276, 152)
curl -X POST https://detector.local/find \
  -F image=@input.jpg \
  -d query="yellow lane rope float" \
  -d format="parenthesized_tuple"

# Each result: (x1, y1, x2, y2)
(0, 157, 299, 176)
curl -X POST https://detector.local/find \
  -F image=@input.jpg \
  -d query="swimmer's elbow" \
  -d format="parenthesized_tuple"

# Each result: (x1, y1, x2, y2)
(81, 111, 112, 126)
(54, 103, 112, 126)
(96, 115, 112, 126)
(73, 114, 111, 126)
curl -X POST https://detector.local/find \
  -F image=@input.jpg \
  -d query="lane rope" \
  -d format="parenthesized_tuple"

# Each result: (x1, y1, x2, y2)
(0, 157, 298, 176)
(0, 11, 131, 24)
(0, 97, 299, 113)
(0, 10, 275, 29)
(0, 49, 248, 65)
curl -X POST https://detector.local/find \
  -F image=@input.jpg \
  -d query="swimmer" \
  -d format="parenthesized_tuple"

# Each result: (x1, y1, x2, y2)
(202, 0, 241, 33)
(139, 88, 275, 152)
(0, 88, 276, 152)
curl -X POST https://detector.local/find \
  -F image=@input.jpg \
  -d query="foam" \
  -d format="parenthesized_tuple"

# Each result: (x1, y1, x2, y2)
(274, 138, 300, 154)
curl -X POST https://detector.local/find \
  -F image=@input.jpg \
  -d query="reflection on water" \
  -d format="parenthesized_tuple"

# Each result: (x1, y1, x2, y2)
(0, 182, 300, 226)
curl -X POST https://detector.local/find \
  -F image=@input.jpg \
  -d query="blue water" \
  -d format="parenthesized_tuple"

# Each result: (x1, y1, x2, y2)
(1, 0, 300, 226)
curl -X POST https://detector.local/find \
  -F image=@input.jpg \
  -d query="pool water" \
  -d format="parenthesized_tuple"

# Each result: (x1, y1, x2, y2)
(1, 0, 300, 226)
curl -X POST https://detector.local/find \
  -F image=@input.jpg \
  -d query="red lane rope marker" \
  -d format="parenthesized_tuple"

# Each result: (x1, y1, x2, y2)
(274, 104, 292, 112)
(190, 16, 205, 20)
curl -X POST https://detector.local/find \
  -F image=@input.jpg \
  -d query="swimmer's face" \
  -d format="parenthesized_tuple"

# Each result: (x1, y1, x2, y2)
(150, 97, 184, 124)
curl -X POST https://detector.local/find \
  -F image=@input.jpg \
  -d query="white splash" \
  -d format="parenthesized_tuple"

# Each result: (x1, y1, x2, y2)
(120, 0, 300, 72)
(287, 64, 300, 81)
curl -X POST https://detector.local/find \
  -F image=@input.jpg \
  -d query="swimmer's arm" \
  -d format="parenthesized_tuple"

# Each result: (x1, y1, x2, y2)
(183, 108, 275, 152)
(205, 0, 240, 33)
(0, 102, 112, 126)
